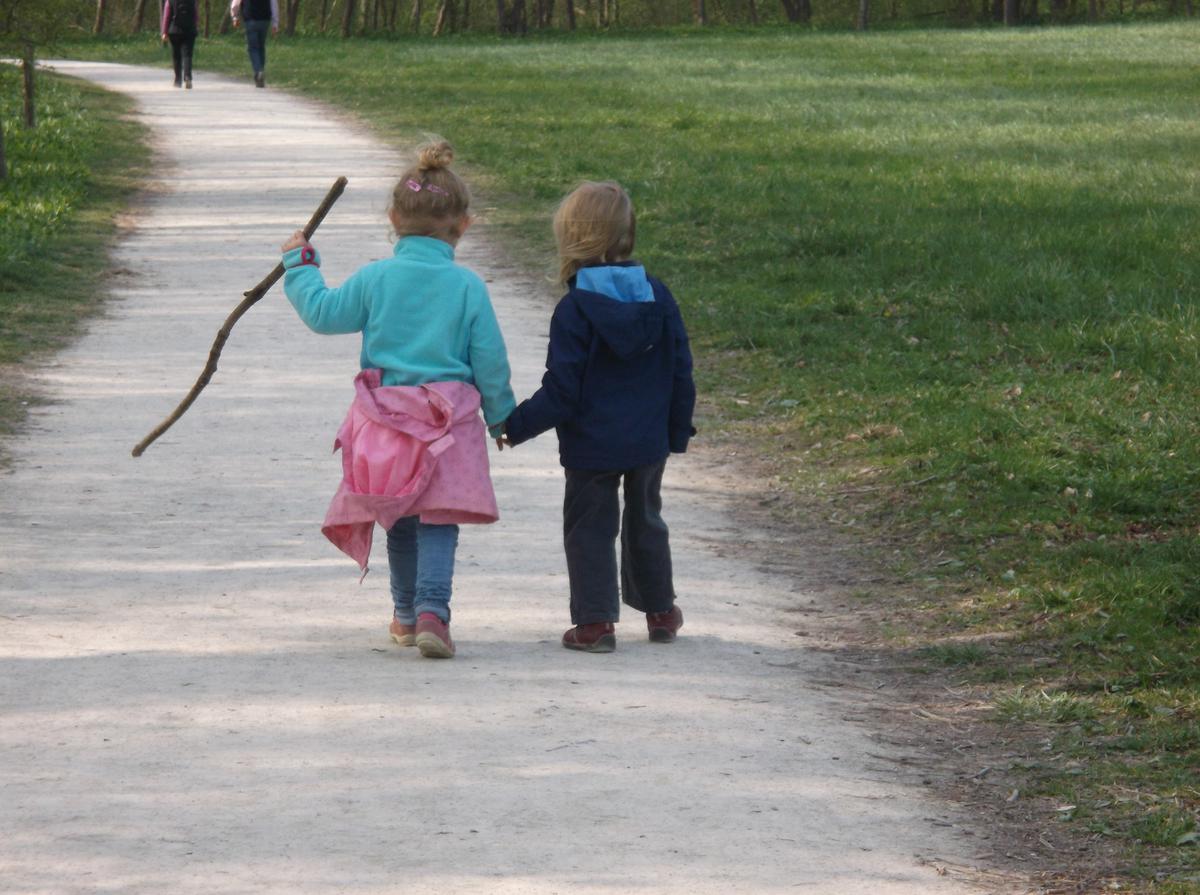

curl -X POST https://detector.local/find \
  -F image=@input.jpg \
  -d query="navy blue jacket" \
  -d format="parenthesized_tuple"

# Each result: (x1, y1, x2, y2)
(504, 262, 696, 470)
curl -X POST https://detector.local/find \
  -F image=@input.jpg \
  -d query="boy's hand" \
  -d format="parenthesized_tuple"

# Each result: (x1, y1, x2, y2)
(281, 230, 310, 253)
(493, 420, 511, 451)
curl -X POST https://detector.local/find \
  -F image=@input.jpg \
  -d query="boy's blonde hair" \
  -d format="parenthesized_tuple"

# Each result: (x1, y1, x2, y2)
(390, 140, 471, 242)
(553, 181, 636, 285)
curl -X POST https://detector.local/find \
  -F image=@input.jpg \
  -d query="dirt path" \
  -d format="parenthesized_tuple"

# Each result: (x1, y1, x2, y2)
(0, 61, 1005, 894)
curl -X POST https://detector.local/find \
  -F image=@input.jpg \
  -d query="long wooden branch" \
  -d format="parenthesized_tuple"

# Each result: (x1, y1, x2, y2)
(131, 176, 348, 458)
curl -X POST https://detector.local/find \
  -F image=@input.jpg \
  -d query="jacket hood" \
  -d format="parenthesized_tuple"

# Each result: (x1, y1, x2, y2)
(571, 264, 666, 360)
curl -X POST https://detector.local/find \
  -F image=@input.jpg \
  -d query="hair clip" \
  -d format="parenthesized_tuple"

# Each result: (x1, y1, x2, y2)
(405, 178, 450, 196)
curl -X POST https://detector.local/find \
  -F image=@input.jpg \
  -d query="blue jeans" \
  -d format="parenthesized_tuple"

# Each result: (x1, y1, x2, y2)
(386, 517, 459, 624)
(243, 19, 270, 74)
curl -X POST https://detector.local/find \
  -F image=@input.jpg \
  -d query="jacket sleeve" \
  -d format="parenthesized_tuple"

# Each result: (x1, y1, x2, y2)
(466, 285, 517, 433)
(504, 298, 590, 447)
(282, 246, 370, 335)
(667, 298, 696, 453)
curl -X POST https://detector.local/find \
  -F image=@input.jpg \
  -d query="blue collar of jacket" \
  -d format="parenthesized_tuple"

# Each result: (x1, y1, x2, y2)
(394, 235, 455, 262)
(572, 261, 654, 303)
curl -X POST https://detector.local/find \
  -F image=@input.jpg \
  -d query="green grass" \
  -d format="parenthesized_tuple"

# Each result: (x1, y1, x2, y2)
(0, 65, 150, 448)
(56, 21, 1200, 885)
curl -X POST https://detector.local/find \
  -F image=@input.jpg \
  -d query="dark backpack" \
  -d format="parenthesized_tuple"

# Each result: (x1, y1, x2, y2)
(171, 0, 197, 32)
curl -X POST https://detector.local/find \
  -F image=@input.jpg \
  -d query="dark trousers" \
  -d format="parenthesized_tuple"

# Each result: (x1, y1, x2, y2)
(168, 33, 195, 83)
(244, 19, 270, 73)
(563, 461, 675, 625)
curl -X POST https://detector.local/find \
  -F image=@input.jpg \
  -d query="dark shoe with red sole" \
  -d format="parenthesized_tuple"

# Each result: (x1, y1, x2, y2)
(646, 606, 683, 643)
(562, 622, 616, 653)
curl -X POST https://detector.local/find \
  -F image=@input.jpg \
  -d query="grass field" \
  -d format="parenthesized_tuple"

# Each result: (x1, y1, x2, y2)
(0, 66, 149, 450)
(45, 21, 1200, 884)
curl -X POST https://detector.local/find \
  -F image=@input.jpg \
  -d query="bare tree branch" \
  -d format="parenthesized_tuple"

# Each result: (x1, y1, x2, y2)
(131, 177, 349, 458)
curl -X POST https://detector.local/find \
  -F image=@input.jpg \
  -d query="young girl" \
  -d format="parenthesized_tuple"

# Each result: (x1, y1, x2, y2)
(500, 181, 696, 653)
(280, 141, 515, 659)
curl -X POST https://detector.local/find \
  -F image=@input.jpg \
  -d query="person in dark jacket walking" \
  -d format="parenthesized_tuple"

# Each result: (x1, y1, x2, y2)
(161, 0, 199, 89)
(501, 181, 696, 653)
(231, 0, 279, 87)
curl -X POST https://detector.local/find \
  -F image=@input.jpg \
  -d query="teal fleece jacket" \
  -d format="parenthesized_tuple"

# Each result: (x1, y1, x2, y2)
(282, 236, 516, 433)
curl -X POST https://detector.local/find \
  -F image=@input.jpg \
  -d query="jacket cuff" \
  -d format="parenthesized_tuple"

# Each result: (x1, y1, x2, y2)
(503, 409, 529, 446)
(669, 425, 697, 453)
(282, 245, 320, 270)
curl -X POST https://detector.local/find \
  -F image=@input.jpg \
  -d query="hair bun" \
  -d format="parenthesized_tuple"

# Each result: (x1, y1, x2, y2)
(417, 141, 455, 172)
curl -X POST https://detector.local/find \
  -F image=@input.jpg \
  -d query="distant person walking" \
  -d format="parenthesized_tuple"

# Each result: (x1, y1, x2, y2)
(230, 0, 279, 88)
(161, 0, 199, 89)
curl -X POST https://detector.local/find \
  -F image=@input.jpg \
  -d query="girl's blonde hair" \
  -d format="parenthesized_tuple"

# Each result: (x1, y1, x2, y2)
(390, 140, 471, 242)
(553, 181, 636, 285)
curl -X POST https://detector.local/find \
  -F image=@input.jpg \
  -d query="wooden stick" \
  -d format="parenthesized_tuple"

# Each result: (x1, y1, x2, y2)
(131, 176, 348, 458)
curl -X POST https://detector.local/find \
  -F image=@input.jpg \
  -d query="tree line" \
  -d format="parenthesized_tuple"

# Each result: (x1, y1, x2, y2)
(49, 0, 1200, 39)
(0, 0, 1193, 178)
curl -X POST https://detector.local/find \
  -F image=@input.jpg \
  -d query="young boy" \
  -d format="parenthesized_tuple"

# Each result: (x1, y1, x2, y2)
(501, 181, 696, 652)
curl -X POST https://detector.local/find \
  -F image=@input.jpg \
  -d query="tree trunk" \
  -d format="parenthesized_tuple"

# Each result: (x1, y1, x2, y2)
(1027, 0, 1037, 18)
(22, 44, 36, 128)
(410, 0, 423, 30)
(94, 0, 109, 33)
(779, 0, 810, 21)
(132, 0, 150, 32)
(342, 0, 357, 34)
(287, 0, 302, 33)
(496, 0, 526, 31)
(564, 0, 575, 27)
(692, 0, 707, 22)
(747, 0, 759, 22)
(857, 0, 869, 28)
(433, 0, 458, 33)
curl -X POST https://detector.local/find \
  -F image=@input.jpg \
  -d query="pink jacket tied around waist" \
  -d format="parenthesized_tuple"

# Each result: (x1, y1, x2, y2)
(322, 370, 499, 572)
